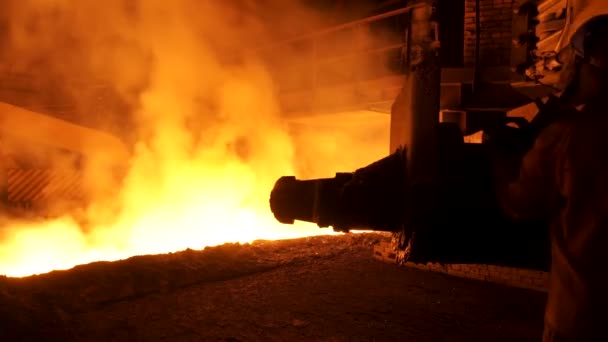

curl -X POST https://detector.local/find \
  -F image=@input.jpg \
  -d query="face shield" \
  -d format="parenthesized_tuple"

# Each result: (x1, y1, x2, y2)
(572, 15, 608, 58)
(543, 15, 608, 93)
(554, 44, 580, 91)
(530, 1, 608, 91)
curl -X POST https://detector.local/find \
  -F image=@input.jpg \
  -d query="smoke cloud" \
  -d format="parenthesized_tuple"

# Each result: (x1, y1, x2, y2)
(0, 0, 391, 277)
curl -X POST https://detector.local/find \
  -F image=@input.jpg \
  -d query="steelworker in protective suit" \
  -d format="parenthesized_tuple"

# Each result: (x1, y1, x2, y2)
(499, 15, 608, 341)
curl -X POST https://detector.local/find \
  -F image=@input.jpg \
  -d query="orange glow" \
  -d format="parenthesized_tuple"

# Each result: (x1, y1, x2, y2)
(0, 109, 389, 278)
(0, 1, 391, 277)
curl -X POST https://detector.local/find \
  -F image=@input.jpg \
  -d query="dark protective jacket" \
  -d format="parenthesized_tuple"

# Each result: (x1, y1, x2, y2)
(499, 98, 608, 339)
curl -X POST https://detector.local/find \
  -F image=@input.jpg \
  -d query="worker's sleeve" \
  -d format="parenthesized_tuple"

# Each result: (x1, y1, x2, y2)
(498, 122, 571, 221)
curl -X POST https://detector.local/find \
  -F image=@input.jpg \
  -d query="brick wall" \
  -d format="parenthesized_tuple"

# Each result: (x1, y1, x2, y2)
(374, 240, 549, 292)
(464, 0, 515, 67)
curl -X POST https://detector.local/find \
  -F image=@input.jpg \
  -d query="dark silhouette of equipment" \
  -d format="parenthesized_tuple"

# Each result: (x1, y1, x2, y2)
(270, 114, 553, 270)
(267, 0, 588, 271)
(271, 148, 408, 233)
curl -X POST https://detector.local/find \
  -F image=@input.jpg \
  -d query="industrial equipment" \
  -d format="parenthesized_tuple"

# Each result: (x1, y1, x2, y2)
(269, 0, 608, 271)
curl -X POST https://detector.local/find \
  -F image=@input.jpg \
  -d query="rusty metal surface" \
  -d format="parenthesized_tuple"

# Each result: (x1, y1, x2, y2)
(5, 168, 83, 206)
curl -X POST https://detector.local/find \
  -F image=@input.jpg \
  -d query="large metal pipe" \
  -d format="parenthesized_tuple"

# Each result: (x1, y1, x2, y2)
(270, 148, 408, 233)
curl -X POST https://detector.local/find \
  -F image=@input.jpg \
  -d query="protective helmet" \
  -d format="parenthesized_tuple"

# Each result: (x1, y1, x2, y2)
(557, 0, 608, 58)
(557, 10, 608, 91)
(527, 0, 608, 88)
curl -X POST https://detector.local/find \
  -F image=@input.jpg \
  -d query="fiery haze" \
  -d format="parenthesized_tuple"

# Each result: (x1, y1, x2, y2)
(0, 0, 390, 277)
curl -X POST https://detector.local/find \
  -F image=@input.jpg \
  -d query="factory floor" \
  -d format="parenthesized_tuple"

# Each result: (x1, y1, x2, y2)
(0, 233, 545, 342)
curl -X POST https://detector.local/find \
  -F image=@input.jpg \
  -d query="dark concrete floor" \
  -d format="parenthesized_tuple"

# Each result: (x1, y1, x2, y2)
(0, 234, 546, 341)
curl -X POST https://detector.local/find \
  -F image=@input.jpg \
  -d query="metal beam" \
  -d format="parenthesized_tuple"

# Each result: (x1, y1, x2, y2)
(255, 3, 425, 51)
(390, 0, 440, 186)
(0, 101, 129, 163)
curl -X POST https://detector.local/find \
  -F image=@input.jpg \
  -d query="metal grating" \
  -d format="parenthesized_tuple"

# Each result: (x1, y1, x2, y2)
(5, 169, 83, 206)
